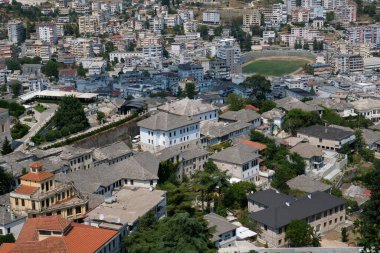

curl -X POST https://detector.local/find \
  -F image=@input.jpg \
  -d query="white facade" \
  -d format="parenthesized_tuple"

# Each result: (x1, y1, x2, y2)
(0, 216, 25, 239)
(202, 10, 220, 24)
(213, 158, 260, 182)
(7, 20, 25, 44)
(140, 123, 200, 152)
(37, 24, 58, 45)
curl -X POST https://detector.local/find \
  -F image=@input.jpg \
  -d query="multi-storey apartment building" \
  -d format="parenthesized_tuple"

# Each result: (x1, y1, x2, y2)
(78, 15, 100, 34)
(243, 9, 261, 29)
(7, 20, 25, 44)
(202, 10, 220, 24)
(37, 23, 58, 45)
(347, 25, 380, 49)
(9, 162, 88, 219)
(335, 54, 364, 73)
(248, 189, 346, 247)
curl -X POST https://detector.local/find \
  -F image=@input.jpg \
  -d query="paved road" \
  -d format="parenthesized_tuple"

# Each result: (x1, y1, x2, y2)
(15, 103, 58, 151)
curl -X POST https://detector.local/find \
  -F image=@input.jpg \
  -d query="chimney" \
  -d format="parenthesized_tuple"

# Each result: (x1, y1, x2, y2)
(308, 194, 312, 199)
(10, 212, 15, 220)
(285, 202, 290, 207)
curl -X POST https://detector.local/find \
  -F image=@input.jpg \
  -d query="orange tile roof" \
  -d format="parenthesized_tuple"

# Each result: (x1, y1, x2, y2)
(35, 216, 72, 231)
(245, 104, 260, 112)
(14, 185, 38, 195)
(0, 243, 16, 253)
(8, 216, 117, 253)
(30, 162, 43, 168)
(20, 171, 54, 182)
(240, 140, 267, 151)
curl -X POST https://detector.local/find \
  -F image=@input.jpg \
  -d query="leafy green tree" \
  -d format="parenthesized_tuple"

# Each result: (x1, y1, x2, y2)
(0, 168, 13, 195)
(357, 159, 380, 251)
(5, 59, 21, 71)
(53, 96, 89, 135)
(0, 234, 15, 245)
(185, 83, 196, 99)
(213, 25, 223, 36)
(223, 181, 256, 209)
(10, 81, 21, 98)
(11, 121, 30, 139)
(285, 220, 317, 247)
(197, 25, 209, 40)
(0, 100, 25, 117)
(125, 212, 213, 253)
(326, 11, 335, 23)
(42, 60, 59, 78)
(341, 227, 348, 242)
(158, 160, 179, 184)
(1, 137, 12, 155)
(283, 109, 321, 135)
(96, 111, 105, 124)
(227, 93, 245, 111)
(77, 63, 86, 77)
(242, 75, 271, 100)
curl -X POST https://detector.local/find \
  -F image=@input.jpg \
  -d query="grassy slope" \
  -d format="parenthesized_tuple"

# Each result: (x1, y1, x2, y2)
(243, 59, 309, 76)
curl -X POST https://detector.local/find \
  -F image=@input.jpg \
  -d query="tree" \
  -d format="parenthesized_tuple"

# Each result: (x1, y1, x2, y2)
(326, 11, 335, 23)
(77, 63, 86, 77)
(10, 81, 21, 98)
(0, 168, 14, 195)
(1, 137, 12, 155)
(11, 121, 30, 139)
(242, 75, 271, 100)
(185, 83, 196, 99)
(227, 93, 245, 111)
(124, 212, 213, 253)
(283, 109, 321, 136)
(285, 220, 316, 247)
(197, 25, 209, 40)
(223, 181, 256, 209)
(213, 25, 223, 36)
(341, 227, 348, 242)
(158, 160, 178, 184)
(356, 159, 380, 251)
(42, 60, 59, 78)
(96, 111, 105, 124)
(0, 234, 15, 245)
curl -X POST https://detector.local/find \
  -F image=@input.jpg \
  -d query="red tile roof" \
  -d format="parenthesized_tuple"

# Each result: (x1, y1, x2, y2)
(20, 171, 54, 182)
(14, 185, 38, 195)
(7, 216, 117, 253)
(245, 104, 260, 112)
(30, 162, 43, 169)
(35, 216, 72, 231)
(240, 140, 267, 151)
(0, 243, 16, 253)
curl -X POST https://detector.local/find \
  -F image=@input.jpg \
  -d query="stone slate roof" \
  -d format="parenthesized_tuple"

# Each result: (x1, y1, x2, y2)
(351, 98, 380, 112)
(286, 175, 331, 193)
(361, 128, 380, 145)
(201, 121, 252, 139)
(56, 152, 159, 196)
(290, 143, 323, 159)
(93, 141, 132, 161)
(0, 193, 26, 225)
(297, 125, 354, 141)
(219, 109, 261, 123)
(275, 97, 322, 112)
(204, 213, 238, 242)
(210, 144, 259, 165)
(137, 111, 200, 131)
(158, 98, 218, 117)
(249, 191, 345, 229)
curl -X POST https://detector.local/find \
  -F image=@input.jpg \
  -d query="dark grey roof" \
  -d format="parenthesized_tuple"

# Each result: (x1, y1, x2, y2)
(275, 97, 322, 112)
(210, 144, 259, 165)
(361, 128, 380, 145)
(204, 213, 238, 242)
(181, 148, 210, 160)
(247, 189, 295, 208)
(220, 109, 261, 123)
(93, 141, 132, 161)
(297, 125, 354, 141)
(250, 191, 346, 229)
(137, 111, 200, 131)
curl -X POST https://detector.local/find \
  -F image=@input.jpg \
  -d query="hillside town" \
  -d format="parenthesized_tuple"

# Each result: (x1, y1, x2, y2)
(0, 0, 379, 252)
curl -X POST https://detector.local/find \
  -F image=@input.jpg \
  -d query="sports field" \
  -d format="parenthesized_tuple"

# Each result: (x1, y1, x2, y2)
(243, 58, 310, 76)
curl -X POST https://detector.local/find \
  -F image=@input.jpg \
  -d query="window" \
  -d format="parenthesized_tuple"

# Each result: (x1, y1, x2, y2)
(278, 239, 282, 245)
(150, 180, 153, 186)
(76, 206, 81, 214)
(335, 218, 337, 223)
(340, 216, 343, 221)
(21, 199, 25, 206)
(242, 163, 249, 171)
(130, 180, 134, 185)
(67, 208, 73, 216)
(15, 198, 19, 206)
(329, 220, 332, 225)
(324, 222, 326, 227)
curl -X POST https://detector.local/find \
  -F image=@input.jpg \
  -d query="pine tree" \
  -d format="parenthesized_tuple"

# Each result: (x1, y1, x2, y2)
(1, 137, 12, 155)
